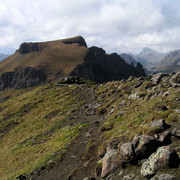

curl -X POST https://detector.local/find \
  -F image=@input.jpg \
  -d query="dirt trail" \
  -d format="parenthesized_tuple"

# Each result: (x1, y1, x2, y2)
(33, 85, 104, 180)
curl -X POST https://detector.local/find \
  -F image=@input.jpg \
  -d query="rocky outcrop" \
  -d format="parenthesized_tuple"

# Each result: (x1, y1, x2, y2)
(141, 146, 179, 179)
(57, 76, 86, 84)
(0, 67, 46, 90)
(71, 47, 146, 83)
(62, 36, 87, 47)
(19, 42, 39, 54)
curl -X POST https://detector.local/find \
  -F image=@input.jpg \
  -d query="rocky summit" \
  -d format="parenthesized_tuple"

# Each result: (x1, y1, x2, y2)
(0, 71, 179, 180)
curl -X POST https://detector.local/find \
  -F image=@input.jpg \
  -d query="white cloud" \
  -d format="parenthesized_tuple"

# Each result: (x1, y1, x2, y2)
(0, 0, 180, 54)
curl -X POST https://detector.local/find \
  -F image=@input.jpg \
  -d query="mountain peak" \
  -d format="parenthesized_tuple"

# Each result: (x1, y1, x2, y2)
(138, 47, 156, 55)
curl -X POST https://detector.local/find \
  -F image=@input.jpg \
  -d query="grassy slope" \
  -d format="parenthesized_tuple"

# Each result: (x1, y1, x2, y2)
(0, 37, 88, 79)
(0, 84, 87, 179)
(96, 79, 180, 154)
(0, 77, 179, 179)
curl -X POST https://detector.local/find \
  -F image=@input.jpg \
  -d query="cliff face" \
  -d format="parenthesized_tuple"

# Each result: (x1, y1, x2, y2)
(71, 46, 146, 83)
(0, 67, 46, 90)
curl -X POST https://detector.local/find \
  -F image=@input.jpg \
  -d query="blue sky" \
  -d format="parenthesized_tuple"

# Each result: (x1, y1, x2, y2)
(0, 0, 180, 54)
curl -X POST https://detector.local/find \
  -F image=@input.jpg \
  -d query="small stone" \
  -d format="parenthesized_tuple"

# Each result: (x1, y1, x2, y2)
(162, 91, 170, 98)
(83, 177, 96, 180)
(151, 119, 166, 130)
(171, 128, 180, 137)
(123, 174, 135, 180)
(156, 106, 168, 111)
(159, 130, 171, 144)
(16, 175, 26, 180)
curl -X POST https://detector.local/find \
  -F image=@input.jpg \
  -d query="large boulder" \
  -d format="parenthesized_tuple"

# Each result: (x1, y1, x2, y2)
(101, 147, 119, 178)
(141, 146, 180, 179)
(119, 142, 135, 164)
(132, 135, 159, 159)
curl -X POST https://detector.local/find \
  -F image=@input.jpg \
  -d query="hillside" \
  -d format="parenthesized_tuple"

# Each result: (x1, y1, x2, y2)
(0, 72, 179, 180)
(156, 50, 180, 73)
(0, 36, 88, 80)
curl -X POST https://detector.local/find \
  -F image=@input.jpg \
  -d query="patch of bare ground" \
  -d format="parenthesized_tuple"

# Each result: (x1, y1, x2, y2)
(29, 85, 105, 180)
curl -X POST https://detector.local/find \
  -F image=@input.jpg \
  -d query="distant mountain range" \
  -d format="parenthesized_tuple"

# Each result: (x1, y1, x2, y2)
(0, 53, 9, 61)
(120, 47, 180, 73)
(155, 49, 180, 73)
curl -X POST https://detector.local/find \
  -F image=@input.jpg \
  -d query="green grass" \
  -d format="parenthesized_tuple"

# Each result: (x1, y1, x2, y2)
(0, 84, 86, 179)
(97, 80, 180, 142)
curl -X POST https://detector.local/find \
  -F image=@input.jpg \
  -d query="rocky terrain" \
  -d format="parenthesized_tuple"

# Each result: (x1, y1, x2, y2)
(0, 71, 179, 180)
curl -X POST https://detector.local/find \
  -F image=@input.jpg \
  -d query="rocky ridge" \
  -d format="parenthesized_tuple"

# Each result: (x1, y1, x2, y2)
(0, 36, 146, 91)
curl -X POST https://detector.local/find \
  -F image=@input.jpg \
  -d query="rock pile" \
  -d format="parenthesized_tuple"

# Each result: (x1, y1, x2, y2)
(97, 119, 180, 179)
(57, 76, 86, 84)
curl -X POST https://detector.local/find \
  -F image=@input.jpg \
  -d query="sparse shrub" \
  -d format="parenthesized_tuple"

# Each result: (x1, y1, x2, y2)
(97, 107, 106, 115)
(87, 138, 96, 153)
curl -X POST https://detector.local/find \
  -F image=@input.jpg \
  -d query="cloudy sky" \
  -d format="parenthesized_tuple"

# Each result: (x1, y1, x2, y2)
(0, 0, 180, 54)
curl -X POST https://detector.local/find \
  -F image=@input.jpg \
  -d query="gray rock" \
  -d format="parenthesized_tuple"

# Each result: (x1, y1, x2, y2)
(120, 142, 135, 163)
(150, 173, 175, 180)
(159, 130, 171, 144)
(141, 146, 180, 179)
(171, 128, 180, 137)
(132, 135, 159, 159)
(151, 73, 168, 85)
(151, 119, 166, 130)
